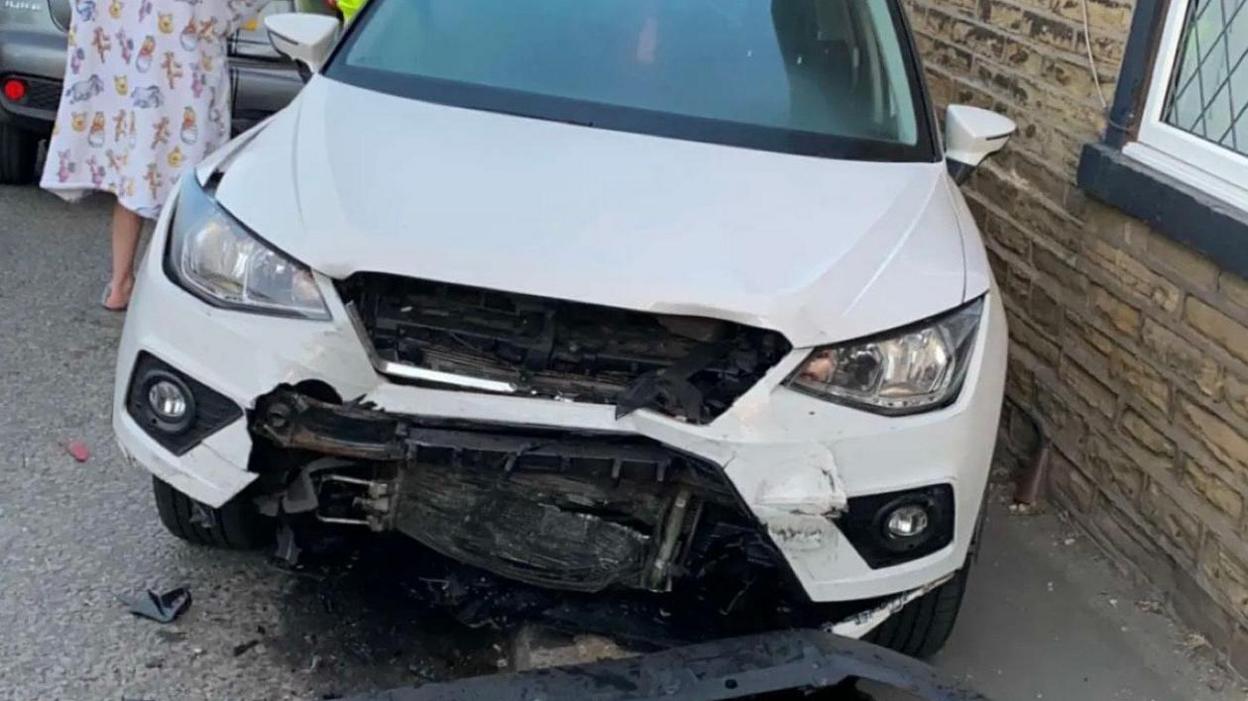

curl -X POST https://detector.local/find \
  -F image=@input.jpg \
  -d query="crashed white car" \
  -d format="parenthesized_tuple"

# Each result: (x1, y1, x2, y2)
(114, 0, 1013, 656)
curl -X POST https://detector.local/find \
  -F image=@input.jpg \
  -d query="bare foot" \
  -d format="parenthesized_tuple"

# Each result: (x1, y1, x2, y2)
(104, 276, 135, 311)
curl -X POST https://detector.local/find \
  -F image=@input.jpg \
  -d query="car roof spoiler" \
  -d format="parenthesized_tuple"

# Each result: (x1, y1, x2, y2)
(340, 629, 989, 701)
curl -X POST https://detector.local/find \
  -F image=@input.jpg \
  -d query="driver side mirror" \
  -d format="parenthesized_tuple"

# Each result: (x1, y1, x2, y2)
(944, 105, 1016, 184)
(266, 13, 340, 79)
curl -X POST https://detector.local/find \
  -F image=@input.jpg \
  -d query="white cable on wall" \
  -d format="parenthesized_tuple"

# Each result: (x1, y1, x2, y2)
(1081, 0, 1111, 111)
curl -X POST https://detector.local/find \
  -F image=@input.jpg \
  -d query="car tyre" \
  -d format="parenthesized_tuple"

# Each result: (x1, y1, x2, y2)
(863, 563, 969, 658)
(0, 124, 38, 185)
(152, 477, 270, 549)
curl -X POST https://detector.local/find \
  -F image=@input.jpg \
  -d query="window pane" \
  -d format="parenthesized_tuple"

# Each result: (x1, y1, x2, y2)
(1163, 0, 1248, 155)
(341, 0, 920, 146)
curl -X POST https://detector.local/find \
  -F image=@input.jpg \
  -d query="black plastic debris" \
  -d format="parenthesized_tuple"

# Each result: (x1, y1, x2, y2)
(232, 639, 260, 657)
(121, 587, 192, 624)
(340, 629, 989, 701)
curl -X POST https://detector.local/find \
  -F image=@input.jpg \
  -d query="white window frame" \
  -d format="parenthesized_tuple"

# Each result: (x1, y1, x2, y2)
(1125, 0, 1248, 212)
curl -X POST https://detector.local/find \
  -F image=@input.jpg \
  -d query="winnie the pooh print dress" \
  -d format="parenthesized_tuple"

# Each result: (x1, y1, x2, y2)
(41, 0, 269, 218)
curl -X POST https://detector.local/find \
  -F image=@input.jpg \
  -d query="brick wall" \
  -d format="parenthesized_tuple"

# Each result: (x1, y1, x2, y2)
(901, 0, 1248, 670)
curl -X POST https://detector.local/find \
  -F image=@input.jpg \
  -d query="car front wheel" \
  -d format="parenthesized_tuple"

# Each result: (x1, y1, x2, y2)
(863, 564, 970, 658)
(152, 477, 269, 549)
(0, 124, 38, 185)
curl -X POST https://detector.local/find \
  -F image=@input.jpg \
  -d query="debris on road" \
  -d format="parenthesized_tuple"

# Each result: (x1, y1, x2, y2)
(121, 587, 192, 624)
(1184, 633, 1211, 651)
(232, 639, 261, 657)
(511, 624, 637, 672)
(64, 440, 90, 463)
(338, 630, 990, 701)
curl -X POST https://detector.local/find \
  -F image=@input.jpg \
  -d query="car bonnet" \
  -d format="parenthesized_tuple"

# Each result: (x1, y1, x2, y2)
(212, 76, 968, 348)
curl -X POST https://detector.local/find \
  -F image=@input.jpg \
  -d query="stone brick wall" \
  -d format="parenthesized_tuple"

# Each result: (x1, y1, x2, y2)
(901, 0, 1248, 670)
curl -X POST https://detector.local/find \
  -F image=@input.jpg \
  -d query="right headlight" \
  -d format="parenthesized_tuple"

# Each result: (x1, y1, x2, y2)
(785, 297, 984, 415)
(165, 173, 330, 320)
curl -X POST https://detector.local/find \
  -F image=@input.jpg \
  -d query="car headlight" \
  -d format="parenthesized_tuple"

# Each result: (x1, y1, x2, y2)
(165, 173, 329, 320)
(786, 298, 984, 415)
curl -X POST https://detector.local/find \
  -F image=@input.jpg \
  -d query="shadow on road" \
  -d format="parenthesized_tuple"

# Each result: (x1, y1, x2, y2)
(262, 529, 866, 696)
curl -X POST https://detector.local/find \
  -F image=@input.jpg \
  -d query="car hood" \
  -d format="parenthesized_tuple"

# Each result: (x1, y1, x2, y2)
(213, 76, 969, 348)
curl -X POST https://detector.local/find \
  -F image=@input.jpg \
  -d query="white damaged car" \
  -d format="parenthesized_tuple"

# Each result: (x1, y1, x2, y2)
(114, 0, 1014, 656)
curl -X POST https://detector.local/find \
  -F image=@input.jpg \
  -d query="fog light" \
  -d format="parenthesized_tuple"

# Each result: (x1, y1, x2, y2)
(886, 504, 930, 539)
(842, 485, 954, 568)
(127, 353, 242, 456)
(148, 380, 189, 421)
(134, 369, 197, 435)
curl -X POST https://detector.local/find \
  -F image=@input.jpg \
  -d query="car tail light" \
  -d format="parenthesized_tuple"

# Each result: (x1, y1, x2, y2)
(2, 78, 27, 103)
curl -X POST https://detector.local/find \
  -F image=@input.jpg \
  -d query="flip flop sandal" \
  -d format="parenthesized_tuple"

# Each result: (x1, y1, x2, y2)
(102, 284, 129, 312)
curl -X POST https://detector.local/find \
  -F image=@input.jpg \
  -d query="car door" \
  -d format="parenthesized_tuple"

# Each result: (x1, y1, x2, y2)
(46, 0, 310, 132)
(225, 0, 315, 129)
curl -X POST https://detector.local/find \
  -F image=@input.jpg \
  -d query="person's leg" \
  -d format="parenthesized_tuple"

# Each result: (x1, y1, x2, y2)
(105, 200, 142, 310)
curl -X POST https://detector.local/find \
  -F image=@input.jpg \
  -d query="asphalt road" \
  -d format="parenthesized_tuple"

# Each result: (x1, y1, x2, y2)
(0, 184, 1243, 701)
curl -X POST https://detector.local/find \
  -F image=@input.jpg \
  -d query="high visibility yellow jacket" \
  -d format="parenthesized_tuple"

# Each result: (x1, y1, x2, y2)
(338, 0, 366, 22)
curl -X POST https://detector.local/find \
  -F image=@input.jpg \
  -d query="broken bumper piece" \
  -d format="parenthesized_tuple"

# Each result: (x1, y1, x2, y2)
(340, 629, 988, 701)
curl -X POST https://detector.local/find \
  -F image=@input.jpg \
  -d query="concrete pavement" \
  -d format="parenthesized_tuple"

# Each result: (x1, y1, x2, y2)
(0, 184, 1241, 700)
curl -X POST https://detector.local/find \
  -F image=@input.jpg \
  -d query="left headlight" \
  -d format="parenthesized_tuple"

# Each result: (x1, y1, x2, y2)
(165, 173, 329, 320)
(786, 297, 984, 415)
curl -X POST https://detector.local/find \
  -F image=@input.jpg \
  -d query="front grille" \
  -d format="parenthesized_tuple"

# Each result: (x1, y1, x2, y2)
(391, 423, 739, 591)
(254, 387, 793, 595)
(338, 274, 792, 424)
(253, 387, 756, 592)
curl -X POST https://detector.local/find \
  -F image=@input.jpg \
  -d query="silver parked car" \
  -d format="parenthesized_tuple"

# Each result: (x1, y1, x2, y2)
(0, 0, 316, 184)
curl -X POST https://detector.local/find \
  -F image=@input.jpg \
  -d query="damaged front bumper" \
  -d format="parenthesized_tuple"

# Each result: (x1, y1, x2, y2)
(113, 202, 1008, 608)
(247, 389, 961, 615)
(251, 388, 762, 594)
(341, 629, 988, 701)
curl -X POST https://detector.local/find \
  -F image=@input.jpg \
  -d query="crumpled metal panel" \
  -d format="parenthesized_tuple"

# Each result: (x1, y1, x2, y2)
(395, 462, 654, 592)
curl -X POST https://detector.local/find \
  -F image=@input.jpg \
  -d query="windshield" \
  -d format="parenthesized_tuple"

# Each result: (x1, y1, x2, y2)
(326, 0, 933, 162)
